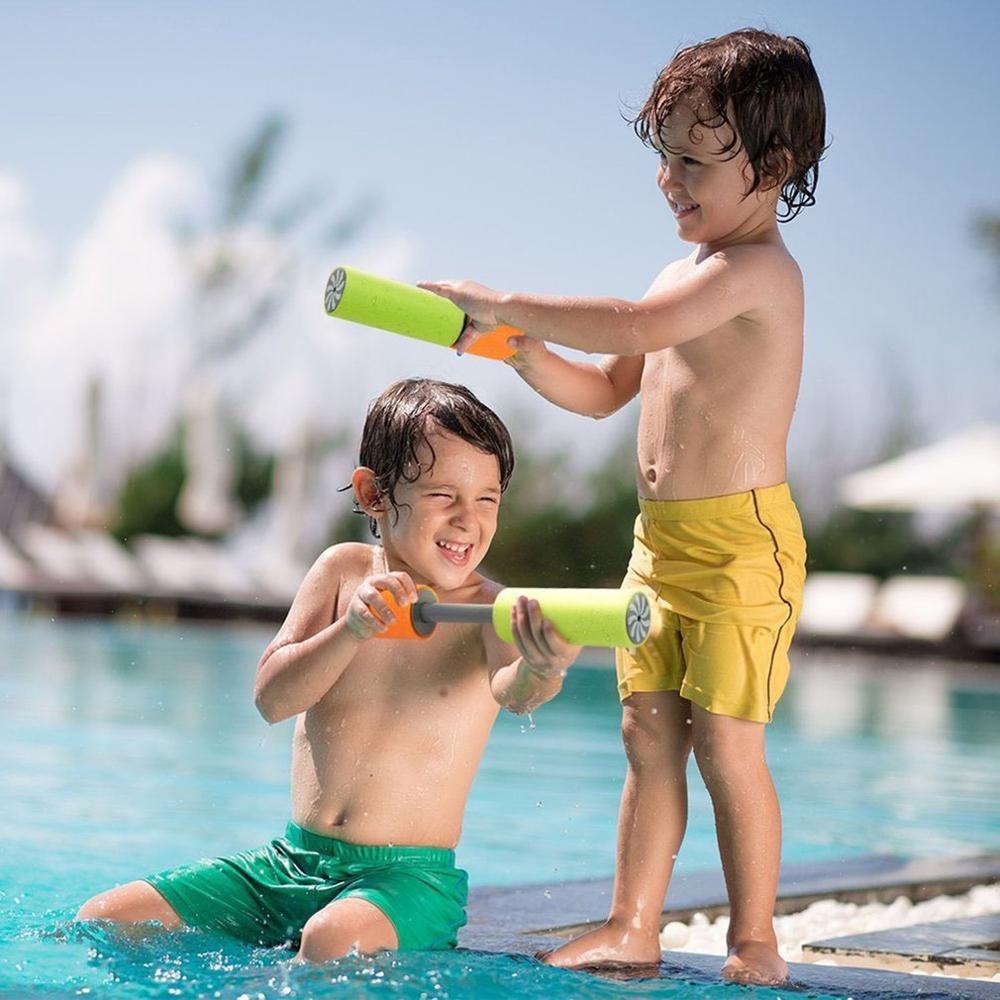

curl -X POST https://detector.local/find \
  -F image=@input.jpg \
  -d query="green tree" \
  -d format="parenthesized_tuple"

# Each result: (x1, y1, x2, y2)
(485, 426, 638, 587)
(804, 508, 964, 579)
(114, 424, 274, 542)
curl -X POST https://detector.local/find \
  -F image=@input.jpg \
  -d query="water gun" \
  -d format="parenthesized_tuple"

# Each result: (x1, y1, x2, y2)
(325, 265, 522, 361)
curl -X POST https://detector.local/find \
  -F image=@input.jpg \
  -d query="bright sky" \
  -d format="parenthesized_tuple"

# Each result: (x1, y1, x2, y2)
(1, 0, 998, 512)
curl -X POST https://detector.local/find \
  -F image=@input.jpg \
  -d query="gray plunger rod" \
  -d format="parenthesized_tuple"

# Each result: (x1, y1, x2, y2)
(414, 602, 490, 626)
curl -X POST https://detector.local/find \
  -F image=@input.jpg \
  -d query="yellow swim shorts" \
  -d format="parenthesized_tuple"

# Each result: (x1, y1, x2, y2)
(616, 483, 806, 723)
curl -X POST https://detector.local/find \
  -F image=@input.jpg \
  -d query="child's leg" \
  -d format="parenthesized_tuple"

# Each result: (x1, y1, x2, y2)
(690, 703, 787, 984)
(543, 690, 692, 967)
(76, 881, 183, 929)
(296, 897, 398, 962)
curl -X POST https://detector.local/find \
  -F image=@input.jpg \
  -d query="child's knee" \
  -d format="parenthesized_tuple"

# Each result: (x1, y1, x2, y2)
(76, 893, 109, 922)
(692, 723, 767, 783)
(77, 885, 132, 922)
(298, 912, 353, 963)
(297, 902, 396, 963)
(298, 912, 374, 963)
(692, 705, 765, 754)
(76, 881, 180, 927)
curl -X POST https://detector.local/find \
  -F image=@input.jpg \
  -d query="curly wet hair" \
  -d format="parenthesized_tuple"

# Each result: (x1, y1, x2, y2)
(631, 28, 828, 221)
(351, 379, 514, 538)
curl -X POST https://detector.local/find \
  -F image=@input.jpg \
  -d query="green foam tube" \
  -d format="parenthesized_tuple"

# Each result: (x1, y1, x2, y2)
(492, 588, 654, 648)
(324, 266, 464, 348)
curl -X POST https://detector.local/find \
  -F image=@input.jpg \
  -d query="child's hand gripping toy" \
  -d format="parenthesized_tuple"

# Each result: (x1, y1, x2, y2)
(374, 586, 655, 649)
(324, 266, 522, 361)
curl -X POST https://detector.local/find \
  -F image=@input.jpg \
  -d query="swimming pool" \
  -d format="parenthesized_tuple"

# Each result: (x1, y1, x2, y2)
(2, 612, 998, 998)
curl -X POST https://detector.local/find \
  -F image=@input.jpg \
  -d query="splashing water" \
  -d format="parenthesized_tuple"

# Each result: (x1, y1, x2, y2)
(3, 916, 846, 1000)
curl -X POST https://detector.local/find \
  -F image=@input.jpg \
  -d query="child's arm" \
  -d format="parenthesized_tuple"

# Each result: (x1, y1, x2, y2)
(506, 337, 643, 419)
(253, 546, 417, 724)
(484, 595, 581, 715)
(420, 244, 792, 356)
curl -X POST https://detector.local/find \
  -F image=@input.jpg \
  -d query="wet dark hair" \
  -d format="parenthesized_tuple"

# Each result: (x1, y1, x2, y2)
(631, 28, 827, 221)
(350, 378, 515, 538)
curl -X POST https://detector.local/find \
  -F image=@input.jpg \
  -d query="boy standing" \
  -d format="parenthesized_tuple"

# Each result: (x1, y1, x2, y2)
(420, 29, 826, 985)
(77, 379, 579, 960)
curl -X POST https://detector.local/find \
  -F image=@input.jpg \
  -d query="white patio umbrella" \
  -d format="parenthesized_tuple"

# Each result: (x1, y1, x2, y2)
(839, 424, 1000, 512)
(839, 424, 1000, 645)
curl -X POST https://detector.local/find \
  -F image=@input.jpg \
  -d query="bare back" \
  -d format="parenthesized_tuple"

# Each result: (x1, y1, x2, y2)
(636, 248, 803, 500)
(289, 546, 502, 849)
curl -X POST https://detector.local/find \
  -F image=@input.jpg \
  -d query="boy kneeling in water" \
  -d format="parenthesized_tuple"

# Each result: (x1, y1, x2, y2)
(77, 378, 579, 960)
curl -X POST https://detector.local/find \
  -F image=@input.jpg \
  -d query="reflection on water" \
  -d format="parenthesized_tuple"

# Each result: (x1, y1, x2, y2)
(783, 648, 1000, 746)
(1, 612, 998, 998)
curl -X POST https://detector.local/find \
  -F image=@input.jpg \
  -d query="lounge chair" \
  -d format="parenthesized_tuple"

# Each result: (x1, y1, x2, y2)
(798, 572, 879, 636)
(870, 575, 966, 642)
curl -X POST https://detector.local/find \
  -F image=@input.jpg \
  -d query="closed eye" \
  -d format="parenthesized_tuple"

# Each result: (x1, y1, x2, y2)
(659, 152, 701, 167)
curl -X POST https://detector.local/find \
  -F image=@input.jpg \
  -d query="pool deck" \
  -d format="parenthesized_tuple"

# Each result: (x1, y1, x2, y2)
(805, 913, 1000, 978)
(461, 852, 1000, 998)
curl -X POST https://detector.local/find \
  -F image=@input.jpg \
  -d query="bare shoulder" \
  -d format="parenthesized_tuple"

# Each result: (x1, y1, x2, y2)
(262, 543, 377, 654)
(644, 256, 692, 295)
(715, 242, 802, 290)
(310, 541, 375, 581)
(289, 542, 375, 610)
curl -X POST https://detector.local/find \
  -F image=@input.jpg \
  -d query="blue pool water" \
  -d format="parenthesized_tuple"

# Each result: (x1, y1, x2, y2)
(2, 612, 998, 999)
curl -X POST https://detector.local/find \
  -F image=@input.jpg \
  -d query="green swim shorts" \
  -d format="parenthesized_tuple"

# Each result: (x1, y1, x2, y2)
(144, 822, 468, 951)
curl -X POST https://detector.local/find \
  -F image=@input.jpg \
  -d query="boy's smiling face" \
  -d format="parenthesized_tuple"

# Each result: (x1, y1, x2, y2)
(655, 97, 780, 248)
(373, 425, 502, 591)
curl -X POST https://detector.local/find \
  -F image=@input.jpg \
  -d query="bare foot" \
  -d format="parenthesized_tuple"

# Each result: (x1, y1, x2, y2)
(540, 920, 661, 969)
(720, 940, 788, 985)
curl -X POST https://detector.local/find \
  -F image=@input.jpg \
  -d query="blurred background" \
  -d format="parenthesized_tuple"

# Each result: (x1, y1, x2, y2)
(2, 4, 1000, 996)
(0, 0, 997, 650)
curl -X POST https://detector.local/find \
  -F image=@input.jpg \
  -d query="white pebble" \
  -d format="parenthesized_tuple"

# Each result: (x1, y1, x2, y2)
(652, 881, 1000, 983)
(660, 920, 690, 948)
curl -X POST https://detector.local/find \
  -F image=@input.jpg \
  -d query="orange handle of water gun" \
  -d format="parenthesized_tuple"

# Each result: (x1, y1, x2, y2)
(464, 325, 522, 361)
(371, 586, 437, 640)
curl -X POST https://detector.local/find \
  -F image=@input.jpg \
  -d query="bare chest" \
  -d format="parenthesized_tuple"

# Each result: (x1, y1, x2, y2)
(639, 323, 749, 413)
(332, 622, 484, 703)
